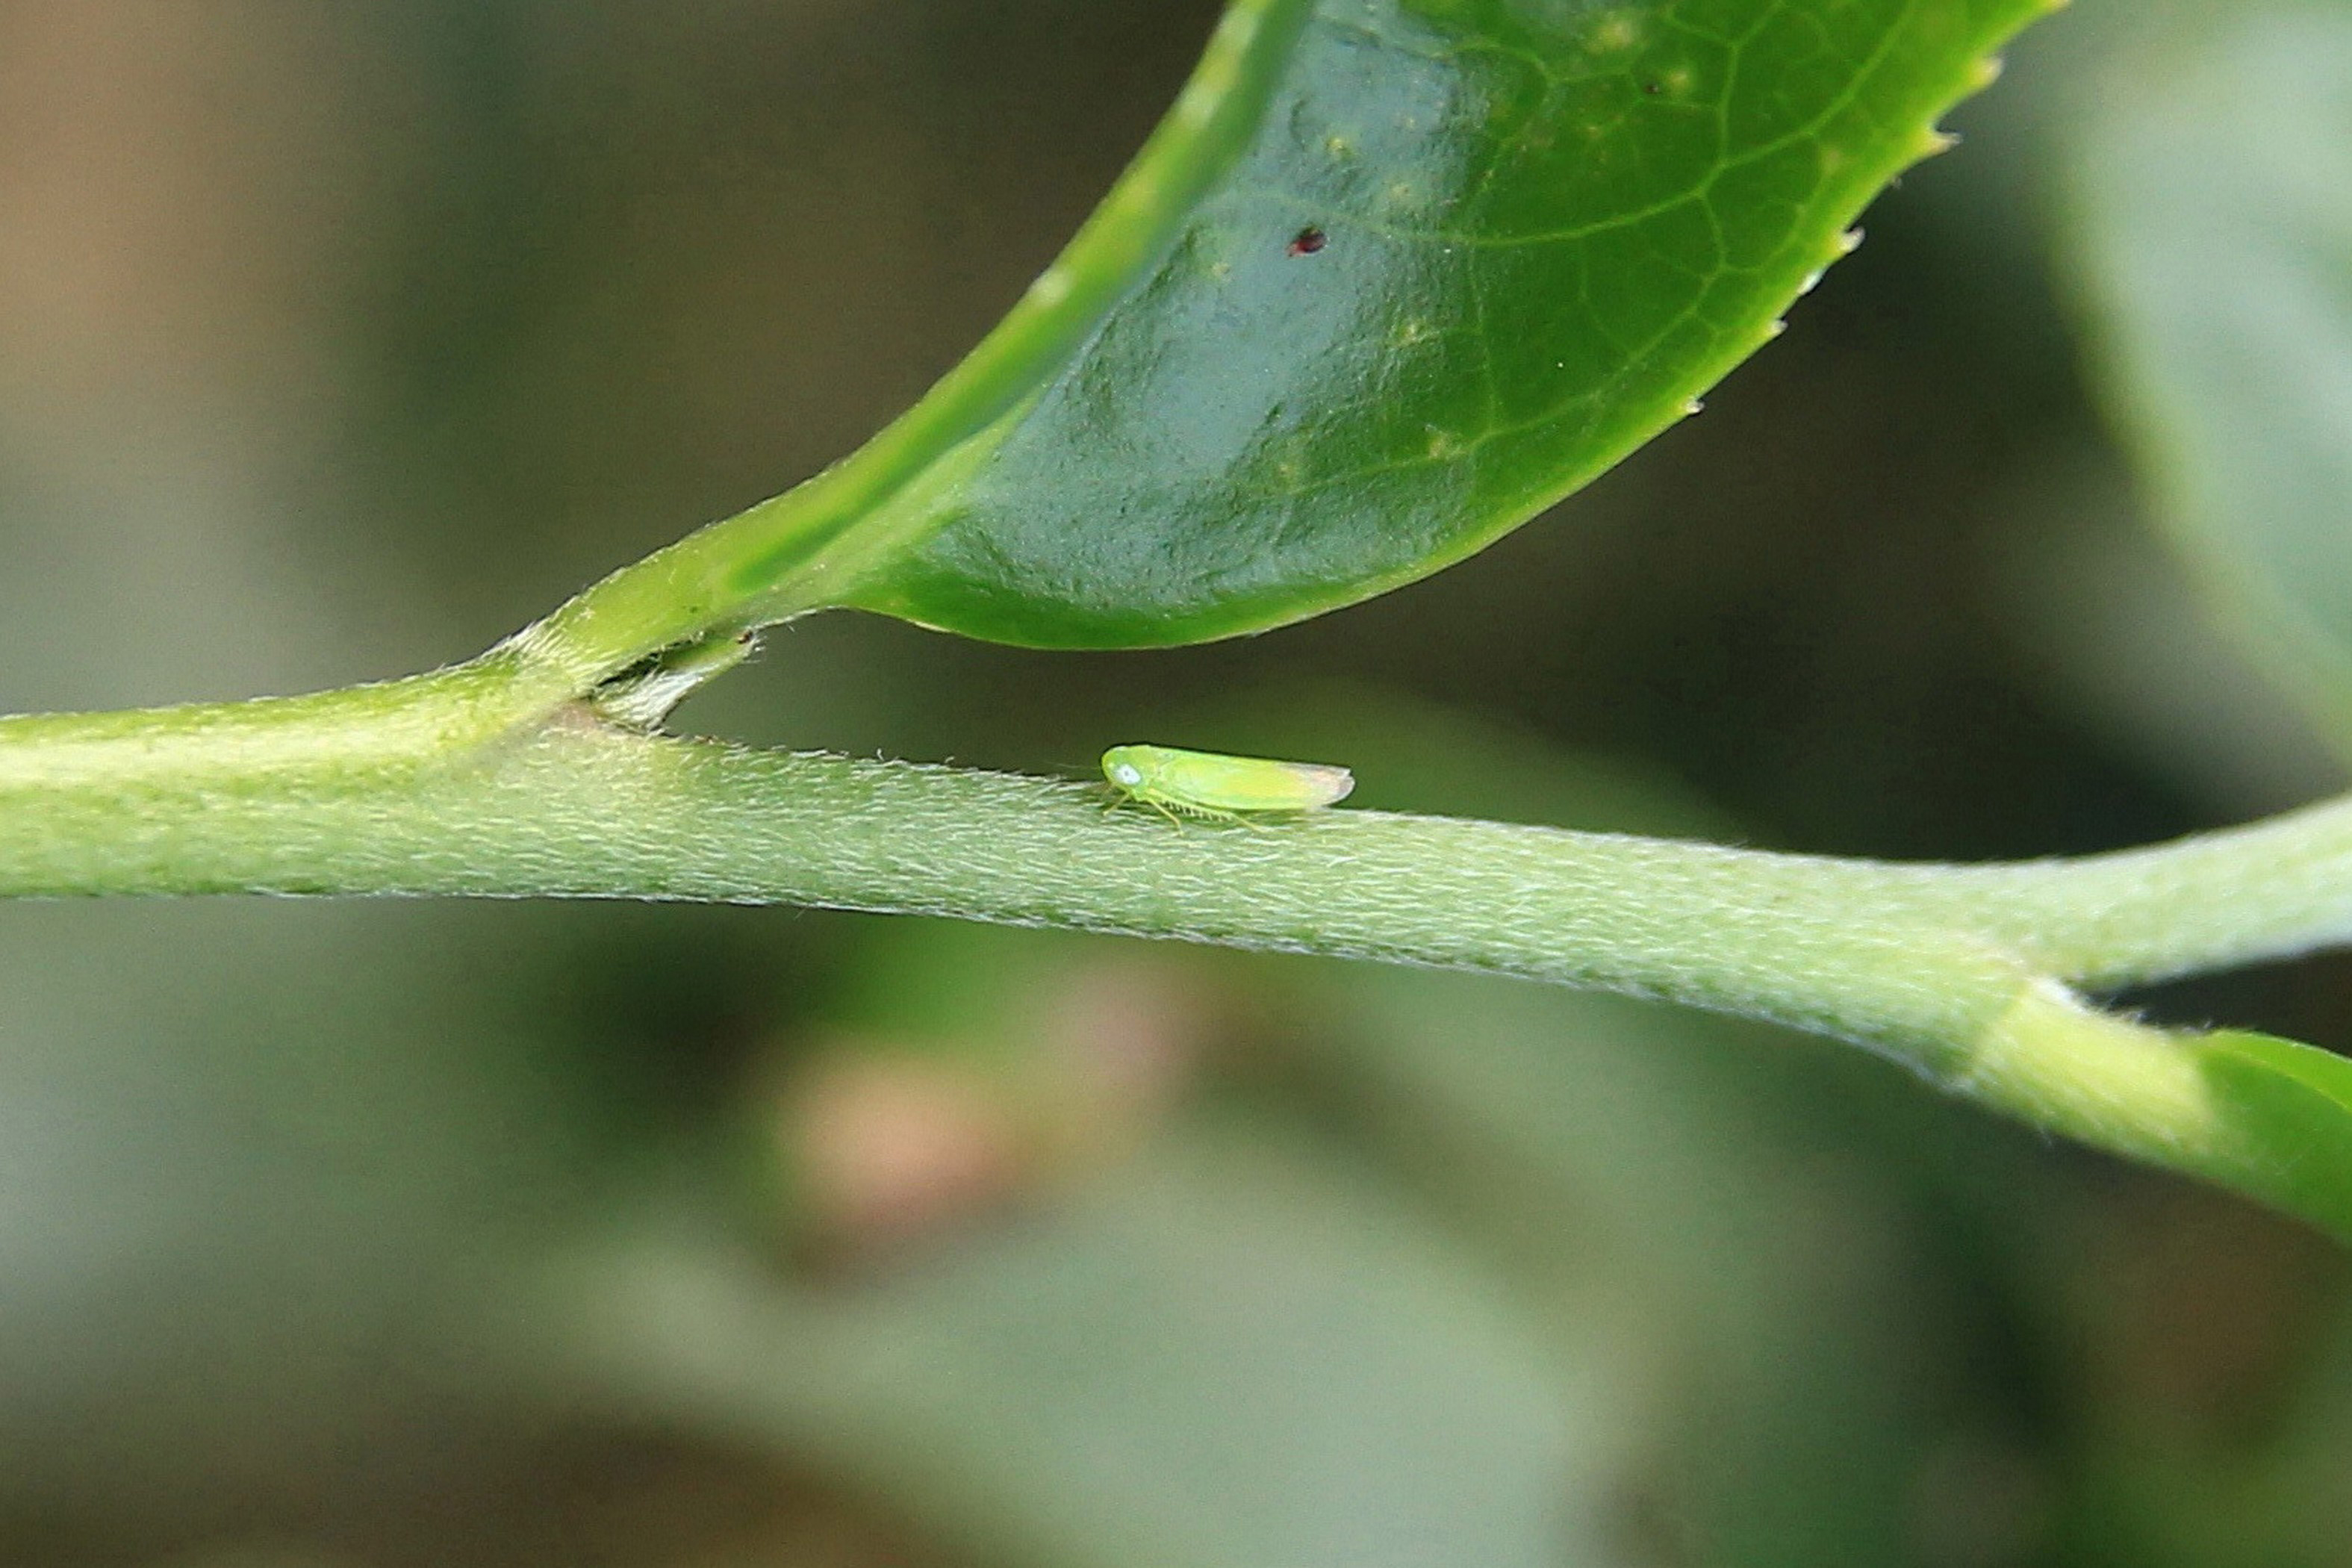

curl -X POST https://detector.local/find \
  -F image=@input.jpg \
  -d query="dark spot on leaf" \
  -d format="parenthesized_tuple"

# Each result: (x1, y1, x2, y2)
(1642, 80, 1662, 96)
(1287, 225, 1328, 257)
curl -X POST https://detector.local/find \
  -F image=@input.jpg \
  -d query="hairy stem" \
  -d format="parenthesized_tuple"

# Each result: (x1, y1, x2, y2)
(12, 692, 2352, 990)
(10, 690, 2352, 1233)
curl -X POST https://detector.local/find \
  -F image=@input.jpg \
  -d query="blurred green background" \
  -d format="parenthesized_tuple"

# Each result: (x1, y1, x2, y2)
(4, 2, 2352, 1564)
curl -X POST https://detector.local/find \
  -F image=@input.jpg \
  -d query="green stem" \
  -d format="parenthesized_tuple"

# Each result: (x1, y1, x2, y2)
(22, 697, 2344, 999)
(10, 686, 2352, 1232)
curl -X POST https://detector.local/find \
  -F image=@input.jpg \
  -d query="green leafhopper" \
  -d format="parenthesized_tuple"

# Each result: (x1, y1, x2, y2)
(1101, 743, 1354, 821)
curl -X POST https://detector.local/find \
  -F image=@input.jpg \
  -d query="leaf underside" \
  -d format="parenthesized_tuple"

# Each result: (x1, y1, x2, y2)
(827, 0, 2052, 647)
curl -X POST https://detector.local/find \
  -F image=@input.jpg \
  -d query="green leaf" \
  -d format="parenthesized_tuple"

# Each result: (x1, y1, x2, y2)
(2194, 1028, 2352, 1239)
(588, 1127, 1613, 1568)
(851, 0, 2042, 647)
(2069, 9, 2352, 745)
(1313, 966, 2041, 1563)
(544, 0, 2051, 670)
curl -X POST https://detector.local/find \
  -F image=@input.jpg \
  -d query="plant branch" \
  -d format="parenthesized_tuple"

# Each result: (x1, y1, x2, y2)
(10, 680, 2352, 1230)
(16, 684, 2352, 987)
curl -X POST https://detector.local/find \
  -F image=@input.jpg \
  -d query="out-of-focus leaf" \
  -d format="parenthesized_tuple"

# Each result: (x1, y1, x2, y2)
(579, 1126, 1628, 1568)
(0, 901, 626, 1541)
(1992, 473, 2345, 814)
(1309, 966, 2036, 1567)
(2070, 9, 2352, 744)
